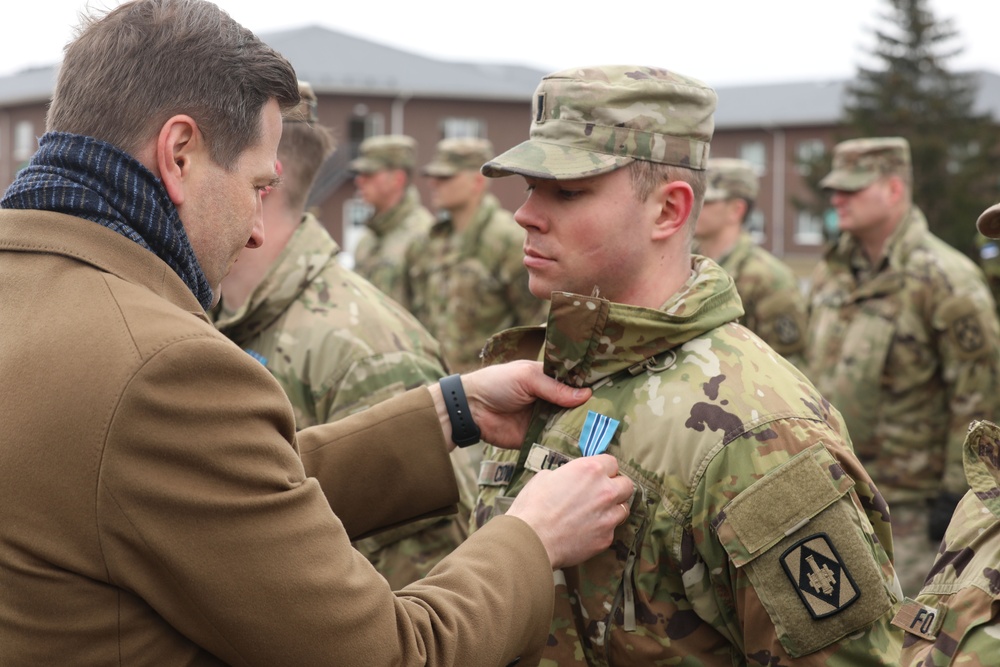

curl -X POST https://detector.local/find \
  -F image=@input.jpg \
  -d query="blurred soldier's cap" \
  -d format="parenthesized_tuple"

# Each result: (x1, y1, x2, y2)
(704, 157, 759, 202)
(349, 135, 417, 174)
(285, 81, 319, 124)
(482, 65, 716, 180)
(422, 137, 494, 177)
(977, 202, 1000, 239)
(819, 137, 911, 192)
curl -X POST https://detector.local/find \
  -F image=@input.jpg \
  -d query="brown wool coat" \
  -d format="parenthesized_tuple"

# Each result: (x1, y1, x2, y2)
(0, 210, 553, 666)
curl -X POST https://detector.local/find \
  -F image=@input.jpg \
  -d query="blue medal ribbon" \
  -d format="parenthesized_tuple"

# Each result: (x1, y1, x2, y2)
(578, 410, 620, 456)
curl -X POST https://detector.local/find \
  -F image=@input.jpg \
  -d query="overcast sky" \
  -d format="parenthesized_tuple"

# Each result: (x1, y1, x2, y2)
(2, 0, 998, 87)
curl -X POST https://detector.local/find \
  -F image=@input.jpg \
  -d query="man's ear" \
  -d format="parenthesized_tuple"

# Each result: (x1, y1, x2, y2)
(651, 180, 694, 241)
(154, 115, 201, 207)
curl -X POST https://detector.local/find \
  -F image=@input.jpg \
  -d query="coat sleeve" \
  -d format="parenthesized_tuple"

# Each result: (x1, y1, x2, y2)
(99, 336, 553, 666)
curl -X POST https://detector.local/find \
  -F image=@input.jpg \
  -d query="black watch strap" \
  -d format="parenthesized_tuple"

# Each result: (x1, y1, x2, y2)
(439, 374, 482, 447)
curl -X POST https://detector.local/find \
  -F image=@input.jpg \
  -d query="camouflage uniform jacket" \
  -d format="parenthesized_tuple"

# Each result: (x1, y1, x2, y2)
(897, 419, 1000, 666)
(213, 215, 476, 587)
(405, 192, 546, 373)
(718, 231, 808, 367)
(353, 186, 434, 306)
(474, 257, 901, 666)
(806, 207, 1000, 504)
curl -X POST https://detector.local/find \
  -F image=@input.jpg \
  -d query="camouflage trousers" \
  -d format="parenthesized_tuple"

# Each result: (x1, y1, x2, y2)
(889, 502, 940, 598)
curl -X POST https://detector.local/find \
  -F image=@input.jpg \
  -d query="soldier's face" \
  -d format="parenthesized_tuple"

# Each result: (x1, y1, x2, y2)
(829, 178, 894, 236)
(514, 168, 659, 302)
(428, 170, 479, 212)
(354, 169, 403, 212)
(694, 199, 738, 240)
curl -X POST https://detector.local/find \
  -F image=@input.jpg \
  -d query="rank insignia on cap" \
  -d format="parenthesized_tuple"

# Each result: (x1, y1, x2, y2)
(780, 533, 859, 619)
(578, 410, 620, 456)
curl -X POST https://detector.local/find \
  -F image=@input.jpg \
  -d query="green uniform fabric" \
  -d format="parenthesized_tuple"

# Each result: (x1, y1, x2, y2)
(473, 257, 901, 666)
(405, 192, 546, 373)
(897, 419, 1000, 666)
(213, 214, 474, 589)
(806, 207, 1000, 595)
(353, 186, 434, 306)
(717, 231, 808, 367)
(807, 206, 999, 503)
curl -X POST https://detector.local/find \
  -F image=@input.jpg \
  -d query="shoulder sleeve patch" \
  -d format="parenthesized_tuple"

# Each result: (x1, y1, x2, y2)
(713, 443, 894, 657)
(939, 294, 994, 362)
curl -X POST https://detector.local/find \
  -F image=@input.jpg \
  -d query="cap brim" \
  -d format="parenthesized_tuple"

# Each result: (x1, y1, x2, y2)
(348, 158, 379, 174)
(819, 170, 878, 192)
(422, 162, 458, 177)
(978, 203, 1000, 239)
(482, 139, 633, 179)
(703, 186, 728, 202)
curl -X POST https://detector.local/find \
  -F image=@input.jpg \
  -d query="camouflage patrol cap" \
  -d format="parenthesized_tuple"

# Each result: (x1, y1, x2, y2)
(819, 137, 911, 192)
(422, 137, 494, 177)
(285, 81, 319, 124)
(977, 202, 1000, 239)
(482, 65, 716, 180)
(349, 135, 417, 174)
(704, 158, 759, 202)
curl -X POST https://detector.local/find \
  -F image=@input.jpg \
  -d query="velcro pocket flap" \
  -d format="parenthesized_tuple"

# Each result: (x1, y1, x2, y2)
(714, 443, 854, 567)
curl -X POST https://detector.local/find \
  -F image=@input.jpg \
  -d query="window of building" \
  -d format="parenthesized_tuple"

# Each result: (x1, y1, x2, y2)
(746, 210, 766, 244)
(339, 198, 374, 268)
(739, 141, 767, 172)
(794, 211, 825, 245)
(13, 121, 36, 161)
(441, 117, 486, 139)
(795, 139, 826, 174)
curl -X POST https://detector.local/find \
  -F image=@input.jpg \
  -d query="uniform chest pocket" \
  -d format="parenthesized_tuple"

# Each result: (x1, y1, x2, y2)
(712, 443, 894, 657)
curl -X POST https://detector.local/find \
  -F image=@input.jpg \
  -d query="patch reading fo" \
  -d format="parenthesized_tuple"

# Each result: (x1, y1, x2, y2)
(780, 533, 860, 619)
(891, 598, 943, 641)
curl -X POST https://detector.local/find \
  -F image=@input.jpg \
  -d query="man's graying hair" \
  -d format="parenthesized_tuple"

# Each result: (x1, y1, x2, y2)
(48, 0, 299, 169)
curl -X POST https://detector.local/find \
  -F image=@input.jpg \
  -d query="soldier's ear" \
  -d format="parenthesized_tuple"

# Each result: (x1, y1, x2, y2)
(650, 180, 693, 242)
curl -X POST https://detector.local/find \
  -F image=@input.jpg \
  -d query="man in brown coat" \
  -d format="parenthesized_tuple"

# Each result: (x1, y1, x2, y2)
(0, 2, 634, 665)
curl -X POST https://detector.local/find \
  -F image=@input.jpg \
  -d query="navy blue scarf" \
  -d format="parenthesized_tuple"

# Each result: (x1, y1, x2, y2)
(1, 132, 213, 309)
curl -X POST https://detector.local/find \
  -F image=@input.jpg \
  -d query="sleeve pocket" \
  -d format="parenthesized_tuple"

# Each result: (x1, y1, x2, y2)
(713, 443, 894, 657)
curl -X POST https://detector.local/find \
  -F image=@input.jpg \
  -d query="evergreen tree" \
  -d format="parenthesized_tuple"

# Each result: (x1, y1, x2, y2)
(797, 0, 1000, 254)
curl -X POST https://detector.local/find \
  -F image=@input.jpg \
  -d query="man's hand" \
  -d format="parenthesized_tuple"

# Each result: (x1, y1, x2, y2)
(429, 360, 590, 449)
(507, 454, 634, 569)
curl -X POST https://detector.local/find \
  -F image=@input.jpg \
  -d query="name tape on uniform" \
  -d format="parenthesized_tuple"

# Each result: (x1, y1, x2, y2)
(525, 443, 575, 473)
(477, 460, 516, 487)
(891, 598, 943, 641)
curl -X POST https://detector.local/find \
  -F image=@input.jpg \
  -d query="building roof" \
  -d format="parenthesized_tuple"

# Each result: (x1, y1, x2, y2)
(1, 24, 998, 125)
(714, 71, 1000, 129)
(264, 25, 547, 100)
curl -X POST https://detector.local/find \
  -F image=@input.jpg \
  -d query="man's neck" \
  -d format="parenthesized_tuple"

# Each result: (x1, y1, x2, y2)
(696, 224, 741, 262)
(855, 208, 906, 265)
(448, 195, 483, 233)
(375, 186, 407, 216)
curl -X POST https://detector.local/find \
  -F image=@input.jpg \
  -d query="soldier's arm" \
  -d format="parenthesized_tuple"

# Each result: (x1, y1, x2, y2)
(696, 418, 900, 665)
(933, 291, 1000, 496)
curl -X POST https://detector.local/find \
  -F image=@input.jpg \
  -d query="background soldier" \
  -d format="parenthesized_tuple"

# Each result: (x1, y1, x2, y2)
(406, 137, 546, 374)
(896, 202, 1000, 666)
(351, 134, 434, 305)
(695, 157, 808, 367)
(216, 83, 477, 588)
(472, 64, 900, 665)
(805, 137, 1000, 597)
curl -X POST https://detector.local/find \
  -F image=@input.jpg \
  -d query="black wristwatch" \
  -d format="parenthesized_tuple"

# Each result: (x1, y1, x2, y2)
(439, 374, 482, 447)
